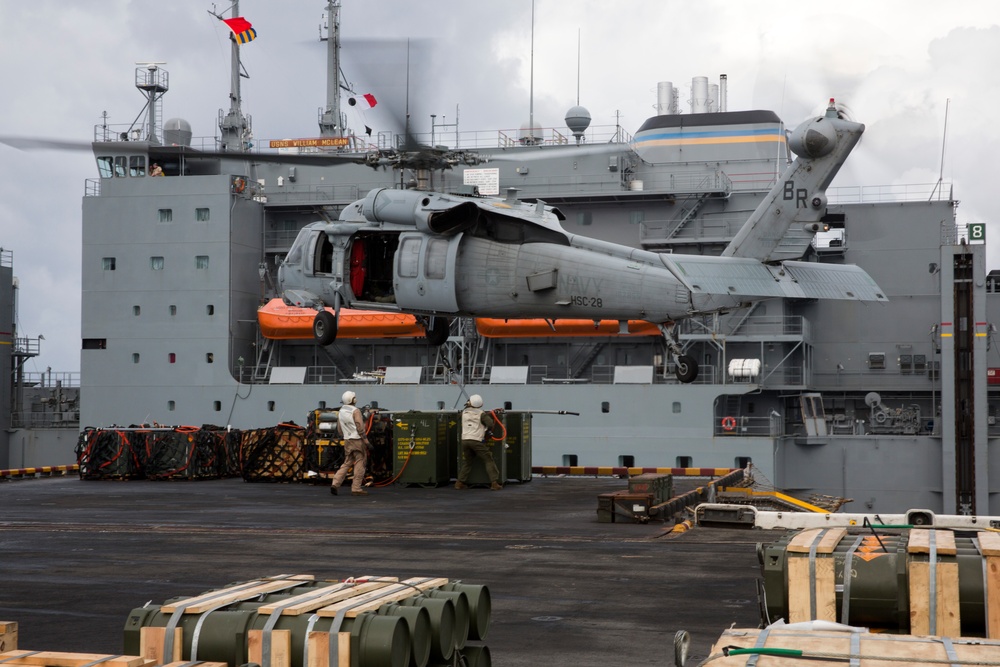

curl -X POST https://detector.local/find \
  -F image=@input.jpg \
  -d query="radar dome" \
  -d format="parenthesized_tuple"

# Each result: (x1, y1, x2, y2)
(565, 105, 591, 142)
(519, 120, 542, 146)
(163, 118, 192, 147)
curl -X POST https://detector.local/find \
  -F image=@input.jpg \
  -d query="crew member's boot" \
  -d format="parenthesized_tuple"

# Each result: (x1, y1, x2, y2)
(455, 481, 469, 490)
(490, 481, 503, 491)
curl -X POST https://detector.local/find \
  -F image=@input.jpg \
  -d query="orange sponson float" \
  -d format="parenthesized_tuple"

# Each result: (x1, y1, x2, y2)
(475, 318, 661, 338)
(257, 298, 423, 339)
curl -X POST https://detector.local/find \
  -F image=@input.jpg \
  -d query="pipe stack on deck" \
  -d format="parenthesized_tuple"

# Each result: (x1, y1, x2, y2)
(123, 574, 492, 667)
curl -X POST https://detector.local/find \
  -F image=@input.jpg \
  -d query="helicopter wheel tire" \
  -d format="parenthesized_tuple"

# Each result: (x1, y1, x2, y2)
(425, 318, 450, 346)
(313, 311, 338, 346)
(674, 355, 698, 384)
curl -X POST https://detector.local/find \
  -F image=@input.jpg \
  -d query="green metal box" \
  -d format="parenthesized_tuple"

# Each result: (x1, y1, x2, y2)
(502, 411, 533, 483)
(627, 473, 672, 504)
(392, 411, 458, 487)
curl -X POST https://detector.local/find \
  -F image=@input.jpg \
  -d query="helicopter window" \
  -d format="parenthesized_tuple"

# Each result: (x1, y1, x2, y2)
(113, 156, 128, 178)
(97, 157, 114, 179)
(284, 229, 310, 268)
(129, 156, 146, 177)
(425, 238, 448, 280)
(398, 238, 420, 278)
(315, 234, 334, 274)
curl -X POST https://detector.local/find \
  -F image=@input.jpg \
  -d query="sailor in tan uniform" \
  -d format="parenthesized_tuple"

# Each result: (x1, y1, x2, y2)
(455, 394, 503, 491)
(330, 390, 370, 496)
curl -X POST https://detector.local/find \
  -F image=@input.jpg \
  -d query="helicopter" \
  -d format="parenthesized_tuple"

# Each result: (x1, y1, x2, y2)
(277, 101, 887, 384)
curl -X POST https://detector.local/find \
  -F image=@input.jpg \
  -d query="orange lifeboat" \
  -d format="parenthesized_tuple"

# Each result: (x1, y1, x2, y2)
(257, 298, 424, 340)
(475, 318, 661, 338)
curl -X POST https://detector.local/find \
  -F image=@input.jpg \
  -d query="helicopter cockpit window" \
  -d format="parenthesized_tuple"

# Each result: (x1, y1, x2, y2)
(284, 229, 310, 268)
(113, 156, 128, 178)
(398, 238, 420, 278)
(97, 157, 114, 179)
(425, 238, 448, 279)
(129, 156, 146, 177)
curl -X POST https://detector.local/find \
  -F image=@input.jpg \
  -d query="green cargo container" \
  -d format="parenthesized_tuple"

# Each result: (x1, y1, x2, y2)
(627, 473, 672, 504)
(392, 411, 458, 487)
(501, 411, 532, 483)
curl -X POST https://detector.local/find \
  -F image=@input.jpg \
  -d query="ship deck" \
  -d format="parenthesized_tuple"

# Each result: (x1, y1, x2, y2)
(0, 475, 769, 666)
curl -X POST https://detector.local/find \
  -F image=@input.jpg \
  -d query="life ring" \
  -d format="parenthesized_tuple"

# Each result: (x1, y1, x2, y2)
(721, 416, 737, 431)
(232, 177, 246, 194)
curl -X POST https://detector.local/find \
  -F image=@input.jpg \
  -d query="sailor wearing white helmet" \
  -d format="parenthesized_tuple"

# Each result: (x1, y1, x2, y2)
(330, 390, 371, 496)
(455, 394, 503, 491)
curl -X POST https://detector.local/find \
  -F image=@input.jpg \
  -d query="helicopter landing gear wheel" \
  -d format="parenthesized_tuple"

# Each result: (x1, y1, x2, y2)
(674, 354, 698, 383)
(313, 310, 338, 346)
(424, 317, 450, 346)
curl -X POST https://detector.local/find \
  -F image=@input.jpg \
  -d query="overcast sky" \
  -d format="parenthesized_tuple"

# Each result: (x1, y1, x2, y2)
(2, 1, 999, 375)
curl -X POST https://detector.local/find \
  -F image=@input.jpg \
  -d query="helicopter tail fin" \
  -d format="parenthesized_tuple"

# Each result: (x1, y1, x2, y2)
(723, 104, 864, 262)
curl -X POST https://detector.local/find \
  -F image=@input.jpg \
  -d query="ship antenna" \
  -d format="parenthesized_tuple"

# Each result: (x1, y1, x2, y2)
(930, 98, 950, 201)
(318, 0, 343, 137)
(529, 0, 535, 143)
(210, 0, 251, 151)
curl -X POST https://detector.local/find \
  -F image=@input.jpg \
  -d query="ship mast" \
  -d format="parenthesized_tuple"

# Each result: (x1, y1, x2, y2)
(318, 0, 343, 137)
(218, 0, 251, 151)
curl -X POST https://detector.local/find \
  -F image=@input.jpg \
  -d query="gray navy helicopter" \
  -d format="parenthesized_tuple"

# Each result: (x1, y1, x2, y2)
(277, 100, 887, 383)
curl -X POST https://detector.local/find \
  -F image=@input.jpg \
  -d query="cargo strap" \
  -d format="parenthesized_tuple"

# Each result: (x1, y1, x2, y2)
(164, 576, 307, 662)
(742, 625, 772, 667)
(78, 656, 125, 667)
(807, 528, 829, 620)
(327, 576, 439, 667)
(849, 630, 861, 667)
(940, 636, 961, 667)
(0, 652, 42, 665)
(929, 530, 938, 635)
(840, 535, 865, 625)
(974, 537, 990, 633)
(260, 584, 355, 667)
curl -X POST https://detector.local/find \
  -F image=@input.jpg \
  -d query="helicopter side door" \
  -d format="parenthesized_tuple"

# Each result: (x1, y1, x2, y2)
(393, 232, 460, 313)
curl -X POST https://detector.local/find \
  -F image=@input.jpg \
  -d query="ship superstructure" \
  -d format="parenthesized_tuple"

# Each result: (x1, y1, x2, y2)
(73, 2, 999, 515)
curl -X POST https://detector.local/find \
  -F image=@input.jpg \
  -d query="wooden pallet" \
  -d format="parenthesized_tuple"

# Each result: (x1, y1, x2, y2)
(710, 627, 1000, 666)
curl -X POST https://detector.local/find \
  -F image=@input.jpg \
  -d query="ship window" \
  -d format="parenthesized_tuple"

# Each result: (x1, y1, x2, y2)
(601, 401, 610, 413)
(114, 156, 127, 177)
(196, 255, 209, 269)
(158, 209, 173, 223)
(736, 456, 752, 468)
(133, 305, 140, 316)
(97, 156, 114, 179)
(398, 237, 421, 278)
(425, 238, 448, 279)
(629, 211, 645, 225)
(672, 401, 681, 413)
(169, 305, 177, 316)
(132, 353, 140, 364)
(169, 353, 176, 363)
(619, 455, 635, 467)
(914, 354, 927, 373)
(168, 400, 175, 411)
(213, 401, 221, 412)
(129, 156, 146, 177)
(867, 352, 886, 370)
(196, 207, 210, 222)
(267, 401, 275, 411)
(102, 257, 116, 271)
(82, 338, 106, 350)
(206, 353, 214, 363)
(151, 256, 164, 270)
(562, 454, 578, 466)
(899, 354, 913, 373)
(577, 212, 592, 226)
(207, 304, 214, 315)
(676, 455, 692, 468)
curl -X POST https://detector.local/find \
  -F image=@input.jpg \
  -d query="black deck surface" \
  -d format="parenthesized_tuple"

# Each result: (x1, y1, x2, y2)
(0, 475, 770, 665)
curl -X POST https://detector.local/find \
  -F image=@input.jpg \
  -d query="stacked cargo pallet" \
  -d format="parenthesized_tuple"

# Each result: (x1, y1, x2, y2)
(124, 573, 491, 667)
(76, 427, 240, 480)
(761, 527, 1000, 637)
(0, 622, 229, 667)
